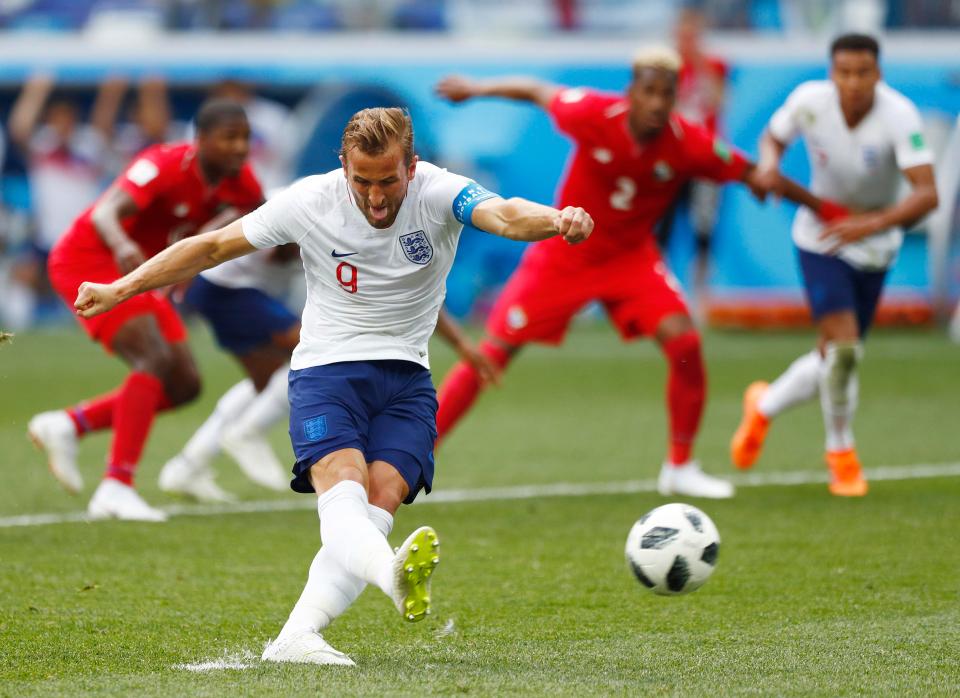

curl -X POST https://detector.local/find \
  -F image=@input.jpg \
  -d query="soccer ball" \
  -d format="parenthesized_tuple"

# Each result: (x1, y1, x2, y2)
(624, 503, 720, 595)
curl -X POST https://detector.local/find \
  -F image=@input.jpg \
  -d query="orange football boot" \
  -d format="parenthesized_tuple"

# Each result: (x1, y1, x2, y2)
(730, 381, 770, 469)
(826, 448, 868, 497)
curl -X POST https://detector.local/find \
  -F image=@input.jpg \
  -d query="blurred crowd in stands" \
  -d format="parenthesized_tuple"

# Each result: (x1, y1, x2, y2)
(0, 0, 958, 33)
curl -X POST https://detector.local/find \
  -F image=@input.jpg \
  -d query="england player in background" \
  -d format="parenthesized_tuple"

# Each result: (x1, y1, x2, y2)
(731, 34, 938, 496)
(158, 241, 303, 502)
(73, 107, 593, 665)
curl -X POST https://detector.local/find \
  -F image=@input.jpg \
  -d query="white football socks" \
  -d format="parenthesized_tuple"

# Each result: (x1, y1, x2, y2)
(279, 503, 393, 637)
(182, 379, 256, 466)
(819, 341, 862, 452)
(317, 481, 395, 597)
(758, 350, 821, 419)
(228, 365, 289, 439)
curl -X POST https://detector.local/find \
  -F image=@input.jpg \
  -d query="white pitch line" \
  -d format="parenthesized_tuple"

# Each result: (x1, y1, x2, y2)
(2, 461, 959, 530)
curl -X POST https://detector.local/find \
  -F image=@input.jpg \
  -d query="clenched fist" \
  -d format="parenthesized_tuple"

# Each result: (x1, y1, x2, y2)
(434, 75, 479, 104)
(554, 206, 594, 245)
(74, 281, 122, 318)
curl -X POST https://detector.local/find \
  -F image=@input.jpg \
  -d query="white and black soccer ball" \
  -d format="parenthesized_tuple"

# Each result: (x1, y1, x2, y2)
(624, 503, 720, 595)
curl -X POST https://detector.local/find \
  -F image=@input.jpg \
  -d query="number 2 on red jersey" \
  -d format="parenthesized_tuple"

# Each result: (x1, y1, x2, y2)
(610, 177, 636, 211)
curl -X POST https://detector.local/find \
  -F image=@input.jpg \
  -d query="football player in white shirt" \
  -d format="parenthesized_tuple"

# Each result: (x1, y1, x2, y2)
(72, 107, 593, 665)
(158, 245, 304, 502)
(731, 34, 938, 496)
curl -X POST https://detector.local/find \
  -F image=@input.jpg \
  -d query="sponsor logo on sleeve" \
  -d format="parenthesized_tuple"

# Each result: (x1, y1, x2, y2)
(652, 160, 674, 182)
(559, 88, 587, 104)
(910, 132, 925, 151)
(126, 158, 159, 187)
(712, 139, 732, 163)
(399, 230, 434, 265)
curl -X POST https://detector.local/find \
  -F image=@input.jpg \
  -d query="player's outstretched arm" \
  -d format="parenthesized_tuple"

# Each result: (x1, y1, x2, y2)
(75, 220, 256, 318)
(819, 164, 938, 250)
(750, 130, 788, 197)
(471, 197, 593, 245)
(435, 75, 561, 110)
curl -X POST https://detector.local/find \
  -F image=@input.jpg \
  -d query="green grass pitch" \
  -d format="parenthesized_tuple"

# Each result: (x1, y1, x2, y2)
(1, 323, 958, 695)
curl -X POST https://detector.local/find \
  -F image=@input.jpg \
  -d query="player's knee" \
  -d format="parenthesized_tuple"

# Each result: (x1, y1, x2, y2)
(131, 342, 176, 379)
(655, 314, 696, 345)
(662, 328, 703, 365)
(171, 371, 202, 406)
(821, 341, 862, 405)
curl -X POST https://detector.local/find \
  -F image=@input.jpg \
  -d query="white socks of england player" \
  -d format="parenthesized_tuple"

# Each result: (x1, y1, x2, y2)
(182, 379, 256, 467)
(757, 350, 821, 419)
(278, 503, 393, 637)
(227, 365, 290, 441)
(819, 341, 862, 452)
(316, 481, 396, 598)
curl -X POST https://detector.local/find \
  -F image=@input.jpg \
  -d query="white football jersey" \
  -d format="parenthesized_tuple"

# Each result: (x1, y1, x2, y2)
(241, 161, 494, 370)
(200, 247, 301, 299)
(768, 80, 934, 270)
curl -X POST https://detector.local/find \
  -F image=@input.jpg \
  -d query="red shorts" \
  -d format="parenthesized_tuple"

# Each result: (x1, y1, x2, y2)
(48, 246, 186, 350)
(486, 247, 689, 346)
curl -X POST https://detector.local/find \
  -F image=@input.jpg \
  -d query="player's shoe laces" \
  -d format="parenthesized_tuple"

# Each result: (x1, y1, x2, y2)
(158, 454, 236, 503)
(391, 526, 440, 622)
(27, 410, 82, 494)
(261, 629, 355, 666)
(730, 381, 770, 470)
(220, 427, 289, 491)
(826, 448, 868, 497)
(658, 460, 735, 499)
(87, 478, 168, 522)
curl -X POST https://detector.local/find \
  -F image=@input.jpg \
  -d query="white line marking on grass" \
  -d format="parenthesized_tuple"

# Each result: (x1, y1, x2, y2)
(173, 650, 258, 672)
(2, 461, 959, 529)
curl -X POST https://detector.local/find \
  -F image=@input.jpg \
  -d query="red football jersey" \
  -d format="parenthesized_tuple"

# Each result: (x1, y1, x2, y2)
(531, 88, 748, 265)
(56, 142, 263, 261)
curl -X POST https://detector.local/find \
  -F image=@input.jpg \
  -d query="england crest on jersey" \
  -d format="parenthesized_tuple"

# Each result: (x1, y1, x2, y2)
(399, 230, 433, 265)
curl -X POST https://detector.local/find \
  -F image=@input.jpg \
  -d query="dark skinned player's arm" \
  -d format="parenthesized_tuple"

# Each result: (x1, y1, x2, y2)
(89, 186, 146, 273)
(435, 74, 561, 111)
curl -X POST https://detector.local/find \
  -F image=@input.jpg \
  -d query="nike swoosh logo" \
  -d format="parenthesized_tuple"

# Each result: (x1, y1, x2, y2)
(331, 250, 358, 258)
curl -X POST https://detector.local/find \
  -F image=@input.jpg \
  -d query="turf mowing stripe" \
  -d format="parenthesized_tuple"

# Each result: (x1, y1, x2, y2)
(2, 461, 959, 529)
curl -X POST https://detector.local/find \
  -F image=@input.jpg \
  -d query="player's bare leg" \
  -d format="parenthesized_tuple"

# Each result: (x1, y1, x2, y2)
(816, 310, 867, 497)
(435, 336, 517, 444)
(654, 313, 733, 498)
(84, 316, 200, 521)
(262, 453, 439, 665)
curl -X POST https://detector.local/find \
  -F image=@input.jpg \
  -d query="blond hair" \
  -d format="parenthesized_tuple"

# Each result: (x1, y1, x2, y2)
(631, 45, 681, 76)
(340, 107, 415, 164)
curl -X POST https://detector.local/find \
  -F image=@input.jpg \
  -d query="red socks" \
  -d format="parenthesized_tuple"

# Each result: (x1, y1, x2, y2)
(67, 389, 121, 435)
(103, 371, 165, 486)
(436, 340, 512, 444)
(68, 386, 175, 436)
(662, 331, 706, 466)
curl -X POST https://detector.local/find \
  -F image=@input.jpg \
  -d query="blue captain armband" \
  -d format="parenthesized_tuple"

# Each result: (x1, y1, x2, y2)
(452, 182, 499, 224)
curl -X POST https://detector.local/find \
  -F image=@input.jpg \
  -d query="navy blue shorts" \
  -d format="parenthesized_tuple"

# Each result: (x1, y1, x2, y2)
(185, 276, 298, 354)
(288, 360, 438, 504)
(797, 249, 888, 336)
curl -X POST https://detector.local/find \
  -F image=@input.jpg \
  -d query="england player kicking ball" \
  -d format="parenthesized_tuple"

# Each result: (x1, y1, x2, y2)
(73, 108, 593, 665)
(731, 34, 938, 496)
